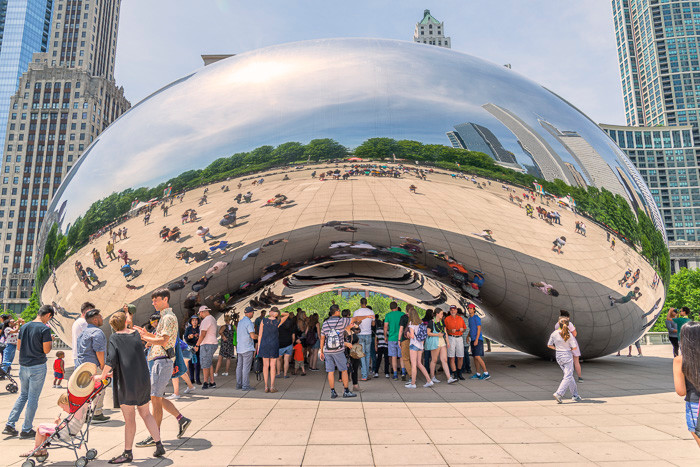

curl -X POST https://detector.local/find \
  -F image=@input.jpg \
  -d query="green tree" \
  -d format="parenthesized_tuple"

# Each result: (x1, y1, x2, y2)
(21, 287, 41, 322)
(354, 138, 401, 159)
(652, 267, 700, 331)
(303, 138, 347, 161)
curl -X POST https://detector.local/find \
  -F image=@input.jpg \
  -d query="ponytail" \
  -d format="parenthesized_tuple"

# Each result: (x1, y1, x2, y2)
(559, 318, 570, 341)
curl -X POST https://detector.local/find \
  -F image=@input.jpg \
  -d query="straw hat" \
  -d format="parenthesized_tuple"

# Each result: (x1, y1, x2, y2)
(68, 362, 97, 398)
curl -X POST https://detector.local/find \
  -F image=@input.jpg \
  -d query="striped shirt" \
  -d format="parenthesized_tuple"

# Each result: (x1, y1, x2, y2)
(375, 324, 387, 349)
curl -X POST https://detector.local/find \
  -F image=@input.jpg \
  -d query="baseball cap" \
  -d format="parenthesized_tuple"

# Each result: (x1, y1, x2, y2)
(125, 303, 136, 315)
(449, 305, 457, 309)
(244, 306, 255, 314)
(198, 305, 211, 313)
(467, 303, 476, 309)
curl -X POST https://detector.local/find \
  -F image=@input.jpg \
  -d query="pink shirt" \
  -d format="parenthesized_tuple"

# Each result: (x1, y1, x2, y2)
(200, 315, 218, 345)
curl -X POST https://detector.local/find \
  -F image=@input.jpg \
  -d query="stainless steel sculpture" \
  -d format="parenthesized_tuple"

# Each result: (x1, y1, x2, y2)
(39, 38, 666, 358)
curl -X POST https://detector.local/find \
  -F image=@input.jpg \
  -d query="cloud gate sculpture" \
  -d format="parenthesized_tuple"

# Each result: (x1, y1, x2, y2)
(39, 38, 667, 359)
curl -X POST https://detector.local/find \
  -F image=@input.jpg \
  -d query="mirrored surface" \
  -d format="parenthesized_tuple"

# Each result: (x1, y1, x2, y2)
(40, 38, 666, 358)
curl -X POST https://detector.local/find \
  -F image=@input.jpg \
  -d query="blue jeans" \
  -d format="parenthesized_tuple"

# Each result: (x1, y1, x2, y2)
(7, 364, 47, 432)
(359, 334, 372, 379)
(1, 343, 17, 372)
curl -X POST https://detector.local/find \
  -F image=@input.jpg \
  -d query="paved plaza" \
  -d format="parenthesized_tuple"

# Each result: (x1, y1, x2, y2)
(0, 344, 697, 466)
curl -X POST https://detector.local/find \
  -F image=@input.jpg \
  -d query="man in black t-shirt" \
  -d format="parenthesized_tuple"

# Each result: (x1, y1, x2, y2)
(397, 310, 412, 379)
(3, 305, 54, 438)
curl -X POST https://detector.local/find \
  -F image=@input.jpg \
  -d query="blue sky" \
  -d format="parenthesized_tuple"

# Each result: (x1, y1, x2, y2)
(116, 0, 624, 125)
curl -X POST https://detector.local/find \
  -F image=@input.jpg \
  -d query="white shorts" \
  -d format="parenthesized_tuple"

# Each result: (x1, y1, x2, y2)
(447, 335, 464, 358)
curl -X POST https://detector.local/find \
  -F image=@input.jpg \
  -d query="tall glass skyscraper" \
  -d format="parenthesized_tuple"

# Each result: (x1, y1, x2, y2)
(613, 0, 700, 127)
(0, 0, 52, 161)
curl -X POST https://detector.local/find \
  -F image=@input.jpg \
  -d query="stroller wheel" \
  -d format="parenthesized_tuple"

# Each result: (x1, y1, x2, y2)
(86, 449, 97, 460)
(75, 457, 88, 467)
(7, 383, 18, 393)
(21, 460, 35, 467)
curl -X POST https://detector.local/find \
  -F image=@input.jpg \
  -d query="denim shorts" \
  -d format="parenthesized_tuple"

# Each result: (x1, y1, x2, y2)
(388, 341, 401, 357)
(199, 343, 218, 368)
(686, 401, 699, 432)
(409, 344, 422, 351)
(471, 340, 485, 357)
(278, 344, 293, 356)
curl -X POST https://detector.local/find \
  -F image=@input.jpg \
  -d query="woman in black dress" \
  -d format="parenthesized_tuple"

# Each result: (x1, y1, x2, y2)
(94, 312, 164, 463)
(256, 307, 289, 393)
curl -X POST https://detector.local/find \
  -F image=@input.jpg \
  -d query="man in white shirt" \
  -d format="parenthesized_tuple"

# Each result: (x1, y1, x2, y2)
(71, 302, 94, 368)
(353, 298, 375, 381)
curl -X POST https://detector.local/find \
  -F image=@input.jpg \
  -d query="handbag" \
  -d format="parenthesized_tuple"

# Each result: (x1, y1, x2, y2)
(254, 357, 263, 380)
(349, 343, 365, 359)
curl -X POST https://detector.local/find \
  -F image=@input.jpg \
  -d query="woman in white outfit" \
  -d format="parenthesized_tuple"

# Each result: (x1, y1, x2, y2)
(556, 310, 582, 382)
(548, 317, 581, 403)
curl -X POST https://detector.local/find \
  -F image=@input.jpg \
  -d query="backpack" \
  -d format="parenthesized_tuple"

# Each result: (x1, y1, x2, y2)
(324, 319, 344, 351)
(415, 323, 428, 342)
(305, 327, 317, 347)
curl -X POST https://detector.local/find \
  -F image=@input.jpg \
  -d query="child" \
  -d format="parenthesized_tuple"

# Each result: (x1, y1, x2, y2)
(20, 393, 87, 458)
(293, 338, 306, 376)
(53, 351, 65, 388)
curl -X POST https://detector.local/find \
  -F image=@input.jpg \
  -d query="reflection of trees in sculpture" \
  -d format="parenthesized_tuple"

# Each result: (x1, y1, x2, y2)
(29, 136, 669, 321)
(280, 291, 422, 321)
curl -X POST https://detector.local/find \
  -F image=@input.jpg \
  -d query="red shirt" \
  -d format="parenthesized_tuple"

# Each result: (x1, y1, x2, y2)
(444, 315, 466, 336)
(293, 343, 304, 361)
(53, 358, 64, 373)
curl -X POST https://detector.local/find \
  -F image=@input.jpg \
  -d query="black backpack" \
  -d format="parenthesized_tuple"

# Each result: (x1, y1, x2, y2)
(305, 327, 317, 347)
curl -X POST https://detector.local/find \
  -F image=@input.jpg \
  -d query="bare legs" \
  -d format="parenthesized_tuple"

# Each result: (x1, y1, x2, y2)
(409, 349, 430, 385)
(436, 346, 451, 380)
(122, 404, 161, 450)
(573, 356, 582, 379)
(215, 356, 232, 375)
(309, 348, 319, 370)
(262, 358, 277, 390)
(326, 369, 349, 391)
(151, 396, 182, 431)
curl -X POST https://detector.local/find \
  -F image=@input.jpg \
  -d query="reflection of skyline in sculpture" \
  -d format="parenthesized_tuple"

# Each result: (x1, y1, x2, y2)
(564, 162, 587, 189)
(539, 120, 631, 205)
(37, 38, 667, 360)
(482, 103, 574, 185)
(447, 122, 523, 172)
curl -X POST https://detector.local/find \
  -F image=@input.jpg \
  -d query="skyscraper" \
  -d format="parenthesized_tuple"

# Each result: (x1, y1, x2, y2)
(0, 0, 129, 311)
(413, 9, 450, 48)
(0, 1, 53, 163)
(447, 122, 522, 171)
(608, 0, 700, 271)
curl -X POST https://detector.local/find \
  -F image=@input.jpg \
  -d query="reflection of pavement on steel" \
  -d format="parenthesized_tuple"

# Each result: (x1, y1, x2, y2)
(1, 345, 695, 465)
(46, 164, 663, 358)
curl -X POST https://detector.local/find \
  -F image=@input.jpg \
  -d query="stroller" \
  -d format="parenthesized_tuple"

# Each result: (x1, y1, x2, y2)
(22, 379, 111, 467)
(0, 366, 18, 393)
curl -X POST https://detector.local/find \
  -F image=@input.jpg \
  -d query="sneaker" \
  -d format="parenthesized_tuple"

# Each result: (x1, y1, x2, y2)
(209, 382, 216, 388)
(343, 390, 357, 398)
(310, 367, 319, 372)
(405, 383, 416, 389)
(153, 443, 166, 458)
(202, 382, 210, 389)
(183, 386, 195, 394)
(577, 377, 584, 382)
(136, 436, 155, 447)
(2, 425, 18, 436)
(470, 374, 481, 379)
(431, 377, 440, 383)
(177, 417, 191, 439)
(404, 381, 413, 387)
(457, 373, 466, 381)
(447, 377, 458, 384)
(636, 354, 643, 358)
(19, 429, 36, 439)
(572, 395, 582, 402)
(213, 373, 218, 377)
(480, 373, 491, 380)
(385, 374, 390, 378)
(236, 385, 242, 390)
(553, 393, 563, 404)
(401, 373, 407, 381)
(92, 413, 111, 423)
(373, 373, 379, 378)
(330, 390, 338, 399)
(222, 372, 228, 376)
(392, 373, 398, 380)
(241, 386, 256, 391)
(423, 381, 434, 388)
(166, 394, 181, 400)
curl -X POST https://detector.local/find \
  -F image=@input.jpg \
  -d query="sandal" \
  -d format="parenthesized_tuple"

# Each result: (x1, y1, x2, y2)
(20, 450, 47, 458)
(108, 452, 134, 464)
(269, 387, 278, 393)
(264, 387, 269, 393)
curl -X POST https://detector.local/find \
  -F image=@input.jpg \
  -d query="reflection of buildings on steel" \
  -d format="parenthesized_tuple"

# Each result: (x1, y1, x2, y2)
(539, 120, 631, 205)
(615, 167, 649, 220)
(564, 162, 587, 189)
(447, 123, 524, 172)
(482, 103, 574, 184)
